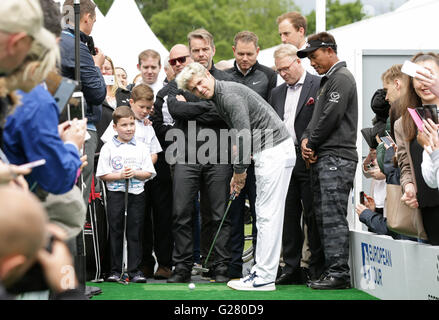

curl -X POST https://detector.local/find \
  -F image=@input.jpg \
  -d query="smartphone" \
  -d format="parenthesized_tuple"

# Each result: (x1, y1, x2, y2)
(53, 78, 77, 114)
(18, 159, 46, 170)
(384, 130, 396, 145)
(420, 104, 438, 124)
(103, 75, 115, 86)
(408, 107, 424, 132)
(59, 91, 85, 122)
(380, 136, 393, 147)
(360, 191, 365, 205)
(401, 60, 431, 78)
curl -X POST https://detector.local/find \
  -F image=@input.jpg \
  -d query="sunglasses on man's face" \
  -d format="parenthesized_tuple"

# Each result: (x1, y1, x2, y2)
(169, 55, 189, 66)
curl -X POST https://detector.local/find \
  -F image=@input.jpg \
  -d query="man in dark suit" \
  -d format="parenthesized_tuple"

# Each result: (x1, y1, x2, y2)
(269, 44, 324, 284)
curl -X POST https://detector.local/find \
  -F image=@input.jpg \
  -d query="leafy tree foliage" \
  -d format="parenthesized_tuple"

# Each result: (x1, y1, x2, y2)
(93, 0, 113, 15)
(306, 0, 366, 35)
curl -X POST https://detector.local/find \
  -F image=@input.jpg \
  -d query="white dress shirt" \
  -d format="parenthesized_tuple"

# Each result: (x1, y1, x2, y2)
(283, 71, 306, 145)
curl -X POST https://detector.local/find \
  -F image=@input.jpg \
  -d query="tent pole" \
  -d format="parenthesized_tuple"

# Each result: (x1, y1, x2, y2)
(316, 0, 326, 32)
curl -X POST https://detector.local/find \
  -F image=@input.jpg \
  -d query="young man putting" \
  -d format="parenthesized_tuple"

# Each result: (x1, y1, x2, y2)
(175, 62, 296, 291)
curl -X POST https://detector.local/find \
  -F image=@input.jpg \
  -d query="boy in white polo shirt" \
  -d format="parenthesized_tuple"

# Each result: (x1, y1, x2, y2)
(96, 106, 156, 283)
(101, 84, 162, 163)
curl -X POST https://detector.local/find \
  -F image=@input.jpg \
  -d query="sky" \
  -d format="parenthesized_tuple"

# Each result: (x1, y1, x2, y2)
(294, 0, 409, 16)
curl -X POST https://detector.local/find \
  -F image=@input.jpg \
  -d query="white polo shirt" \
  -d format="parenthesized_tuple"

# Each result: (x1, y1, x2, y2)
(101, 119, 163, 155)
(96, 136, 157, 195)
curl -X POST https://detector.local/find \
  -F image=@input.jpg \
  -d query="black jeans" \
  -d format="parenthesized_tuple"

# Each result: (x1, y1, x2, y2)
(107, 190, 145, 277)
(172, 163, 232, 273)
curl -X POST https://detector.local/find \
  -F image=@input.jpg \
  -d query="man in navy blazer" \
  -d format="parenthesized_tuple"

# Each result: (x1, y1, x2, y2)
(269, 44, 324, 284)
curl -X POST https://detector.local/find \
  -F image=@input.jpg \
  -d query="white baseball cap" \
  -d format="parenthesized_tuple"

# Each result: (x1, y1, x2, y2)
(0, 0, 56, 50)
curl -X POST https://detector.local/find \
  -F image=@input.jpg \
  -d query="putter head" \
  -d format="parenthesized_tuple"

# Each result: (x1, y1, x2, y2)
(118, 273, 130, 285)
(192, 265, 209, 273)
(91, 278, 104, 283)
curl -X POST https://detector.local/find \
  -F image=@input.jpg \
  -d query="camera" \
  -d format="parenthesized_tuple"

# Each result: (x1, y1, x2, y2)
(6, 235, 55, 294)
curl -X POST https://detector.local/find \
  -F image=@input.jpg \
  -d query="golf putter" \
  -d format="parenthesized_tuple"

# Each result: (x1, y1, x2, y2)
(193, 191, 237, 274)
(118, 178, 130, 285)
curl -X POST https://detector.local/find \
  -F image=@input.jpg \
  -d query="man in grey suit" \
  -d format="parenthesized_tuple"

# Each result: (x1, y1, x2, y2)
(269, 44, 324, 284)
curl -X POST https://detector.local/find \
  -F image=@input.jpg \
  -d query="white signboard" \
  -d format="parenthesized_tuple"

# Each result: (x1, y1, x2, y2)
(350, 231, 439, 300)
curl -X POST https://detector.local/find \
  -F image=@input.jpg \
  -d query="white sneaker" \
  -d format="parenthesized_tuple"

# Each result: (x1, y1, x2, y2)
(227, 272, 276, 291)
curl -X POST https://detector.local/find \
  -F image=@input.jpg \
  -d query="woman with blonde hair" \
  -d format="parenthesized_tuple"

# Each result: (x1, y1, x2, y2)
(96, 56, 130, 152)
(394, 52, 439, 245)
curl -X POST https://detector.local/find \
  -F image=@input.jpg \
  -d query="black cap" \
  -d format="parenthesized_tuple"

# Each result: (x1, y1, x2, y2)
(370, 88, 390, 123)
(297, 39, 337, 58)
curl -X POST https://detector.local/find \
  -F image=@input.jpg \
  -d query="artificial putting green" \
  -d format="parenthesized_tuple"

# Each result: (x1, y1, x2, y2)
(87, 282, 378, 300)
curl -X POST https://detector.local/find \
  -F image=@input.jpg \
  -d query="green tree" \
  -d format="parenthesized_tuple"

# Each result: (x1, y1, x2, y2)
(306, 0, 366, 35)
(136, 0, 169, 22)
(93, 0, 113, 15)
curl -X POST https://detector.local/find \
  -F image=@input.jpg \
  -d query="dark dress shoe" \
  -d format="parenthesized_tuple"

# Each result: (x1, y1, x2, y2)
(309, 275, 351, 290)
(154, 266, 172, 279)
(276, 272, 304, 285)
(131, 274, 147, 283)
(105, 273, 121, 282)
(214, 273, 229, 283)
(139, 265, 155, 278)
(167, 270, 191, 283)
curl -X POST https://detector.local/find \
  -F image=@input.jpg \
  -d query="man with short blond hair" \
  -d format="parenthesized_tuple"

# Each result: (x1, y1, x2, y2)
(176, 62, 296, 291)
(130, 49, 163, 97)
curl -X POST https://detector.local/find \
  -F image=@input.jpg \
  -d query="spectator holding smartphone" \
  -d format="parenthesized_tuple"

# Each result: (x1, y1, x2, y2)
(419, 119, 439, 190)
(395, 52, 439, 245)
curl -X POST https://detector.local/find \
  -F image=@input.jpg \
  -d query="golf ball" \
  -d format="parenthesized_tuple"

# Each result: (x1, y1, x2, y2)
(188, 283, 196, 290)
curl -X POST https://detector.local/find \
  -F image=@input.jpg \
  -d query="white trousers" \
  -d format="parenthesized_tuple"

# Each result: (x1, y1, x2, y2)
(251, 137, 296, 282)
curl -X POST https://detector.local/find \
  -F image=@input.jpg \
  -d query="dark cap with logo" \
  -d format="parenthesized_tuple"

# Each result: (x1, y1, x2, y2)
(297, 40, 337, 58)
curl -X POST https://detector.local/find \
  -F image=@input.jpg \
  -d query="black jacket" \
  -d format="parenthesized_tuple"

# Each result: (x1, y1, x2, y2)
(151, 83, 174, 149)
(226, 61, 277, 102)
(269, 71, 320, 146)
(167, 65, 233, 164)
(302, 61, 358, 162)
(60, 27, 106, 125)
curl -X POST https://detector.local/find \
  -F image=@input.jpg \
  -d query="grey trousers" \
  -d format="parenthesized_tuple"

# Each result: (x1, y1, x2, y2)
(311, 155, 356, 280)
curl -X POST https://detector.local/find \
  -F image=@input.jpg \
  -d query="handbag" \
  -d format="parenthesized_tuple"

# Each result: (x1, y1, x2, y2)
(385, 183, 428, 240)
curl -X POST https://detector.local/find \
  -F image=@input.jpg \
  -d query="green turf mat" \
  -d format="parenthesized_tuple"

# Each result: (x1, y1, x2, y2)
(87, 282, 378, 300)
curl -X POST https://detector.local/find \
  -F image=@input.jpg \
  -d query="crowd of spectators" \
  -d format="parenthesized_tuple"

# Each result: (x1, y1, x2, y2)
(1, 0, 438, 299)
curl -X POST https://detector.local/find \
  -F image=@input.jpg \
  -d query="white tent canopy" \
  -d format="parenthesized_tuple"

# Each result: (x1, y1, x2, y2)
(329, 0, 439, 77)
(95, 0, 169, 83)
